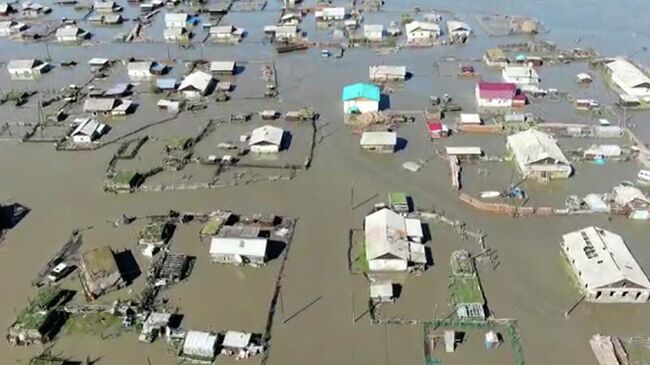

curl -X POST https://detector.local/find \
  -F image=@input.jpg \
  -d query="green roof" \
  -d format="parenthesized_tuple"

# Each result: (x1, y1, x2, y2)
(110, 170, 137, 186)
(342, 83, 380, 102)
(388, 192, 408, 205)
(200, 217, 224, 236)
(81, 246, 119, 279)
(16, 289, 62, 330)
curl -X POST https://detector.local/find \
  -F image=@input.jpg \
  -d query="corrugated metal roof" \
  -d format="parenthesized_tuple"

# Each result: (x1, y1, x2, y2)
(249, 125, 283, 146)
(209, 237, 268, 258)
(342, 82, 380, 101)
(606, 58, 650, 89)
(182, 331, 217, 358)
(506, 129, 569, 166)
(179, 71, 214, 92)
(360, 131, 396, 146)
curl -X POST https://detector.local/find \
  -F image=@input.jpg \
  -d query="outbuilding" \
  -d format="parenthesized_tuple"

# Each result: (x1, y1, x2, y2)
(342, 82, 380, 114)
(360, 131, 397, 153)
(70, 118, 105, 143)
(249, 125, 284, 153)
(561, 226, 650, 303)
(370, 282, 395, 303)
(209, 237, 268, 267)
(209, 60, 236, 75)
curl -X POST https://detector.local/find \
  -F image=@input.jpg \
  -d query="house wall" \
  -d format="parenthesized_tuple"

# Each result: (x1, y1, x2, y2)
(343, 99, 378, 114)
(361, 144, 394, 153)
(611, 74, 650, 98)
(475, 86, 512, 108)
(73, 135, 92, 144)
(585, 288, 650, 303)
(365, 31, 383, 41)
(407, 31, 435, 42)
(8, 69, 36, 77)
(128, 70, 152, 78)
(369, 259, 408, 272)
(629, 209, 650, 220)
(251, 144, 279, 154)
(211, 253, 265, 265)
(57, 36, 78, 42)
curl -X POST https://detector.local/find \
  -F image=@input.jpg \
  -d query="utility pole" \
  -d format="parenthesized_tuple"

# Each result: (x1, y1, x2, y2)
(350, 181, 354, 208)
(351, 291, 355, 324)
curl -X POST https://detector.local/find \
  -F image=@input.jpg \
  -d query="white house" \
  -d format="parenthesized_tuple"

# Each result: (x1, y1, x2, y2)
(209, 61, 236, 75)
(178, 71, 215, 98)
(180, 331, 218, 363)
(342, 82, 380, 114)
(70, 118, 105, 143)
(405, 21, 440, 43)
(249, 125, 284, 153)
(163, 26, 188, 41)
(127, 61, 153, 79)
(7, 59, 49, 77)
(93, 0, 119, 12)
(315, 7, 345, 20)
(475, 82, 516, 108)
(360, 131, 397, 153)
(369, 65, 406, 82)
(274, 24, 298, 42)
(446, 20, 471, 40)
(164, 12, 188, 28)
(606, 58, 650, 100)
(56, 25, 88, 42)
(561, 226, 650, 303)
(364, 208, 426, 272)
(502, 65, 540, 85)
(363, 24, 384, 41)
(209, 237, 268, 266)
(613, 185, 650, 220)
(0, 20, 26, 36)
(209, 25, 244, 42)
(506, 129, 572, 180)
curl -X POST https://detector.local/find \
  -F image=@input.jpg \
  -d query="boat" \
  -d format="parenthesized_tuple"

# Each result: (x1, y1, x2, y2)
(480, 191, 501, 199)
(638, 170, 650, 184)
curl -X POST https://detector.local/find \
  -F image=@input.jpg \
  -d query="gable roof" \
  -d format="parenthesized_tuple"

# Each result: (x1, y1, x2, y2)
(249, 125, 284, 146)
(71, 118, 101, 136)
(405, 21, 440, 34)
(562, 226, 650, 290)
(507, 129, 569, 166)
(178, 71, 214, 92)
(477, 81, 516, 99)
(365, 208, 409, 261)
(606, 58, 650, 89)
(342, 82, 380, 101)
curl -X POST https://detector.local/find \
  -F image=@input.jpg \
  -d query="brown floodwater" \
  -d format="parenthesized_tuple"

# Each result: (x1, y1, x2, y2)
(2, 0, 650, 364)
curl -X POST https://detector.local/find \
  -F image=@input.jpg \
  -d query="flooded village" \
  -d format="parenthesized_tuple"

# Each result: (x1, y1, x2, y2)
(2, 0, 650, 364)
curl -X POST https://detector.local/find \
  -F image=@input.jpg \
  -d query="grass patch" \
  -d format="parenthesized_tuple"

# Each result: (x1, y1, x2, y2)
(62, 312, 124, 338)
(449, 276, 484, 304)
(353, 240, 369, 274)
(626, 342, 650, 365)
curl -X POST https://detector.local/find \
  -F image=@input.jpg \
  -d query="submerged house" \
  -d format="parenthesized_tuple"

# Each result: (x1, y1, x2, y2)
(446, 20, 471, 41)
(606, 58, 650, 100)
(342, 82, 380, 114)
(249, 125, 284, 153)
(179, 331, 218, 363)
(484, 48, 508, 67)
(6, 288, 67, 346)
(70, 118, 106, 143)
(93, 0, 120, 12)
(79, 246, 126, 300)
(83, 97, 118, 115)
(360, 131, 397, 153)
(315, 7, 345, 21)
(404, 21, 440, 43)
(561, 226, 650, 303)
(178, 71, 215, 98)
(274, 24, 298, 42)
(209, 237, 268, 267)
(363, 24, 384, 41)
(164, 12, 188, 28)
(613, 185, 650, 220)
(127, 61, 153, 79)
(55, 25, 88, 42)
(7, 59, 49, 77)
(209, 25, 244, 42)
(364, 208, 426, 272)
(369, 65, 406, 82)
(502, 65, 540, 85)
(209, 61, 236, 75)
(507, 129, 572, 180)
(0, 20, 27, 36)
(475, 82, 517, 108)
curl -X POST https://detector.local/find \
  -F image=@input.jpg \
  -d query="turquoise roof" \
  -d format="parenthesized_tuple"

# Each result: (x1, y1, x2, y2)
(342, 83, 380, 102)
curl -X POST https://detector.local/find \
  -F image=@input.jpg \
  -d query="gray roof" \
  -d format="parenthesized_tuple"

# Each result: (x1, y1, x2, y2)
(56, 25, 83, 38)
(179, 71, 214, 92)
(7, 59, 38, 70)
(209, 61, 235, 72)
(507, 129, 570, 166)
(83, 97, 116, 111)
(71, 118, 101, 136)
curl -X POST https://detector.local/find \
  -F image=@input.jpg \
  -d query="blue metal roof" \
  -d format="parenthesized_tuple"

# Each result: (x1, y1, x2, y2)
(342, 82, 380, 101)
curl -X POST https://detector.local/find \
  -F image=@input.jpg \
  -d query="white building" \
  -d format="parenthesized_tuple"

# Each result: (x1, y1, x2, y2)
(446, 20, 471, 40)
(506, 129, 572, 180)
(178, 71, 215, 98)
(209, 61, 236, 75)
(370, 282, 394, 303)
(56, 25, 88, 42)
(0, 20, 26, 36)
(163, 26, 188, 41)
(180, 331, 218, 363)
(613, 185, 650, 220)
(342, 82, 380, 114)
(164, 12, 188, 28)
(502, 65, 540, 85)
(70, 118, 105, 143)
(360, 131, 397, 153)
(209, 237, 268, 266)
(405, 21, 440, 43)
(363, 24, 384, 41)
(475, 82, 517, 108)
(369, 65, 406, 82)
(561, 226, 650, 303)
(315, 7, 345, 20)
(7, 59, 48, 77)
(249, 125, 284, 153)
(606, 58, 650, 100)
(274, 24, 297, 42)
(93, 1, 119, 12)
(127, 61, 153, 79)
(364, 208, 426, 272)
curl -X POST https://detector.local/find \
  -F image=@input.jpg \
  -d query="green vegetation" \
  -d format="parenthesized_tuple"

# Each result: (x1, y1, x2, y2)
(62, 312, 123, 337)
(388, 192, 408, 206)
(110, 170, 138, 187)
(449, 276, 484, 304)
(29, 354, 67, 365)
(200, 218, 224, 236)
(16, 289, 63, 330)
(138, 221, 168, 243)
(354, 241, 369, 274)
(400, 13, 413, 25)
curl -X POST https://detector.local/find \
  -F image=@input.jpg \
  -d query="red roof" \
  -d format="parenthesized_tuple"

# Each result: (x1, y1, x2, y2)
(477, 82, 516, 100)
(427, 122, 443, 132)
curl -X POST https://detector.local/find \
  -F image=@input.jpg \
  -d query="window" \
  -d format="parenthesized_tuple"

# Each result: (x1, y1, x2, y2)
(609, 291, 615, 297)
(595, 291, 602, 299)
(622, 291, 628, 297)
